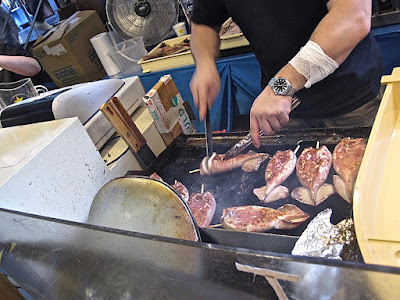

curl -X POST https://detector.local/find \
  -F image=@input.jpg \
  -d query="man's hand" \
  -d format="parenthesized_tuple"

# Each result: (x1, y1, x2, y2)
(250, 86, 292, 148)
(190, 63, 221, 121)
(190, 22, 221, 120)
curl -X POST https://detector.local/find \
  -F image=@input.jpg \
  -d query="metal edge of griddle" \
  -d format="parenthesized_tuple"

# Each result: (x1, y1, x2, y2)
(0, 206, 299, 263)
(199, 227, 298, 254)
(3, 206, 400, 274)
(180, 126, 373, 149)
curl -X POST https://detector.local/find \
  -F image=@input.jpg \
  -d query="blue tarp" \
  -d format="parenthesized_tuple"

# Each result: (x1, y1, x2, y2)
(371, 24, 400, 75)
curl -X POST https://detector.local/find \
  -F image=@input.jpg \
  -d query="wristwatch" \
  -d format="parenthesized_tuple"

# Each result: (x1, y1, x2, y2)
(268, 77, 297, 97)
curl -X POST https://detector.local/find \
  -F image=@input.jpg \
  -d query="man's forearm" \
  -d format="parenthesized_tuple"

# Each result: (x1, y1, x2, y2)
(0, 55, 41, 77)
(277, 0, 371, 91)
(311, 0, 371, 64)
(190, 22, 221, 67)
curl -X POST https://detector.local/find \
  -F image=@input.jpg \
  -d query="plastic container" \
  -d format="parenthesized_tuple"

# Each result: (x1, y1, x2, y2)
(108, 37, 147, 77)
(353, 67, 400, 267)
(0, 78, 47, 109)
(173, 22, 187, 37)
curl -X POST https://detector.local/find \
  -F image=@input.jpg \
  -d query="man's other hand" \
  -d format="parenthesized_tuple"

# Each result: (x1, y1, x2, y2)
(250, 87, 292, 148)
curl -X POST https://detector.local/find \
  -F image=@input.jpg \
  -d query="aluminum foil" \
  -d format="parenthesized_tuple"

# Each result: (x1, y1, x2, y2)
(291, 209, 355, 260)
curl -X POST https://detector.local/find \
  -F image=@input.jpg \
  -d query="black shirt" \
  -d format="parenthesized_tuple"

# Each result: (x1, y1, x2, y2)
(0, 43, 45, 85)
(192, 0, 383, 119)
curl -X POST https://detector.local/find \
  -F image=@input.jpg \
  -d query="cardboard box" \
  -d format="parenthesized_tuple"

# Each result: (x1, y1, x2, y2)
(32, 10, 107, 87)
(143, 75, 196, 145)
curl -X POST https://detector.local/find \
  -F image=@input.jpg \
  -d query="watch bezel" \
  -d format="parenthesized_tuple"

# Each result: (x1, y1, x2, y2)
(268, 77, 297, 96)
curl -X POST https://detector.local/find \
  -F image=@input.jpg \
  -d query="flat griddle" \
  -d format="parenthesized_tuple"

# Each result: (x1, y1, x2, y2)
(127, 126, 371, 255)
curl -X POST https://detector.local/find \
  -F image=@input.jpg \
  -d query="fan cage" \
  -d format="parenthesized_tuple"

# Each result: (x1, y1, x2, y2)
(106, 0, 179, 47)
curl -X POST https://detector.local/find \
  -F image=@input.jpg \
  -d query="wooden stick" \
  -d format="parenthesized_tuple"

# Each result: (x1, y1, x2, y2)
(209, 224, 222, 228)
(110, 97, 147, 149)
(265, 276, 288, 300)
(294, 144, 301, 154)
(189, 169, 200, 173)
(235, 263, 299, 300)
(201, 184, 205, 194)
(100, 102, 139, 153)
(235, 263, 300, 282)
(316, 141, 320, 149)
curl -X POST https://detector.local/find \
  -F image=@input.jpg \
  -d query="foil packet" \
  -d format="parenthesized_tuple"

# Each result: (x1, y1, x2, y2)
(291, 209, 356, 260)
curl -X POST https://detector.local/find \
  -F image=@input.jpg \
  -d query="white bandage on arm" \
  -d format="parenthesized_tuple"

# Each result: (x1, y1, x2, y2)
(289, 40, 339, 89)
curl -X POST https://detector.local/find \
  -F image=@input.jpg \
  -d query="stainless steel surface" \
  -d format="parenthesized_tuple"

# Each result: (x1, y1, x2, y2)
(87, 176, 200, 241)
(1, 208, 400, 299)
(223, 96, 301, 160)
(204, 110, 213, 157)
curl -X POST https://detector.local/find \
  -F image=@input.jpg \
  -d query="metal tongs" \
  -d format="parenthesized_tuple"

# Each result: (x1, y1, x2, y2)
(204, 110, 213, 157)
(222, 96, 301, 160)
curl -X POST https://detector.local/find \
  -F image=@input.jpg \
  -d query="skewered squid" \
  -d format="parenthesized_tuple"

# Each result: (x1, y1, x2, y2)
(332, 138, 367, 203)
(292, 143, 335, 206)
(253, 149, 297, 203)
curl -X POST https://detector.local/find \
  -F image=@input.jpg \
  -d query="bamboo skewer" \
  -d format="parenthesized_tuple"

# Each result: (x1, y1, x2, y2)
(209, 224, 222, 228)
(294, 144, 301, 154)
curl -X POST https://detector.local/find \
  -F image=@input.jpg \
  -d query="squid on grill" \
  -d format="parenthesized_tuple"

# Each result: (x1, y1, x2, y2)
(253, 149, 297, 203)
(200, 151, 268, 175)
(150, 173, 189, 202)
(292, 145, 335, 206)
(221, 204, 309, 232)
(332, 138, 367, 203)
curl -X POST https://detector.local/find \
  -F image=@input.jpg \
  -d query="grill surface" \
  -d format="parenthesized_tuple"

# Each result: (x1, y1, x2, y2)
(128, 127, 371, 238)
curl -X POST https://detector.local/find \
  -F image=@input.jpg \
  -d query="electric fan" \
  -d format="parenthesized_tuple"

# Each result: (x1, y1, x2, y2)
(106, 0, 179, 47)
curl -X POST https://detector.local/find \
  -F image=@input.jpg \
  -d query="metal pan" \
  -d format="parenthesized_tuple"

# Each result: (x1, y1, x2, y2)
(87, 176, 200, 242)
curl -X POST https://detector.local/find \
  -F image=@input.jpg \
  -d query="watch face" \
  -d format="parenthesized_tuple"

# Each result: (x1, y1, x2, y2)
(274, 78, 288, 93)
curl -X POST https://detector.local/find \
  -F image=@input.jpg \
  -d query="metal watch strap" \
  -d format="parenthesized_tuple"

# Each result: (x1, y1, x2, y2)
(268, 77, 297, 97)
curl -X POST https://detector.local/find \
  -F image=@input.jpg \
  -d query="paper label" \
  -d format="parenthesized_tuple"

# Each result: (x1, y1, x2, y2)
(159, 74, 195, 134)
(172, 93, 196, 134)
(143, 89, 178, 134)
(143, 96, 169, 133)
(160, 74, 172, 85)
(150, 90, 177, 132)
(43, 44, 67, 56)
(152, 93, 178, 131)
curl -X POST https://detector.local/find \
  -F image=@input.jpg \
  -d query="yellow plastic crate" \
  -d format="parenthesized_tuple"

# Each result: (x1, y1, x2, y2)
(354, 67, 400, 267)
(138, 35, 193, 73)
(138, 33, 250, 73)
